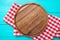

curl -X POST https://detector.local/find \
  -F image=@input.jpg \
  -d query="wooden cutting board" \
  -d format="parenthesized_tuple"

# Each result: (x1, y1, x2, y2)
(14, 3, 48, 36)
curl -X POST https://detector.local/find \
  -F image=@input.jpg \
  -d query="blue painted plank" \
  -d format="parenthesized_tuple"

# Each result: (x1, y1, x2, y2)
(0, 25, 32, 40)
(0, 36, 32, 40)
(53, 38, 60, 40)
(0, 25, 13, 36)
(0, 24, 60, 40)
(0, 0, 60, 12)
(0, 0, 60, 40)
(0, 12, 60, 24)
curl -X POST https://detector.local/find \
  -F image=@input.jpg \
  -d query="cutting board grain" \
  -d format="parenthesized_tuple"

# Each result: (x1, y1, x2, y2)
(14, 3, 48, 36)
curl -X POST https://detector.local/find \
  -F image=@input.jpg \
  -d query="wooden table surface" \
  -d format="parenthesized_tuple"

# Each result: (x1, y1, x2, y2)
(0, 0, 60, 40)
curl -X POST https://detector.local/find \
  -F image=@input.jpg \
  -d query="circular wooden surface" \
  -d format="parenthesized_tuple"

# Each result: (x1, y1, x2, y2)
(14, 3, 48, 36)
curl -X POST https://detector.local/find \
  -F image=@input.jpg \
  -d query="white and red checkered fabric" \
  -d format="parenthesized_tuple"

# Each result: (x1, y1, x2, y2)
(3, 3, 23, 35)
(55, 28, 60, 37)
(3, 3, 60, 40)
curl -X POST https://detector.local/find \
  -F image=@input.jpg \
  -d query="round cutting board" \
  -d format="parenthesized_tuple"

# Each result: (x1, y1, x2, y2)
(14, 3, 48, 36)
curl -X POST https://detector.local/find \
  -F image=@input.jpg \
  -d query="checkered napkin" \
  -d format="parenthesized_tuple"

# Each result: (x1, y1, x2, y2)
(3, 3, 60, 40)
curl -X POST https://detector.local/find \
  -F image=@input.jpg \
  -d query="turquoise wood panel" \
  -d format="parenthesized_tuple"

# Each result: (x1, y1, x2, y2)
(0, 25, 32, 40)
(0, 13, 60, 24)
(0, 0, 60, 40)
(0, 0, 60, 13)
(0, 25, 60, 40)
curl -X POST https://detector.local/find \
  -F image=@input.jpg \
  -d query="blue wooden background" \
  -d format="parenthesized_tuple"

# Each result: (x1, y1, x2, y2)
(0, 0, 60, 40)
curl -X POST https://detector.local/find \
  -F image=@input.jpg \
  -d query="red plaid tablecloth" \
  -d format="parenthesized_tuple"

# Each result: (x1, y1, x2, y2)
(3, 3, 60, 40)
